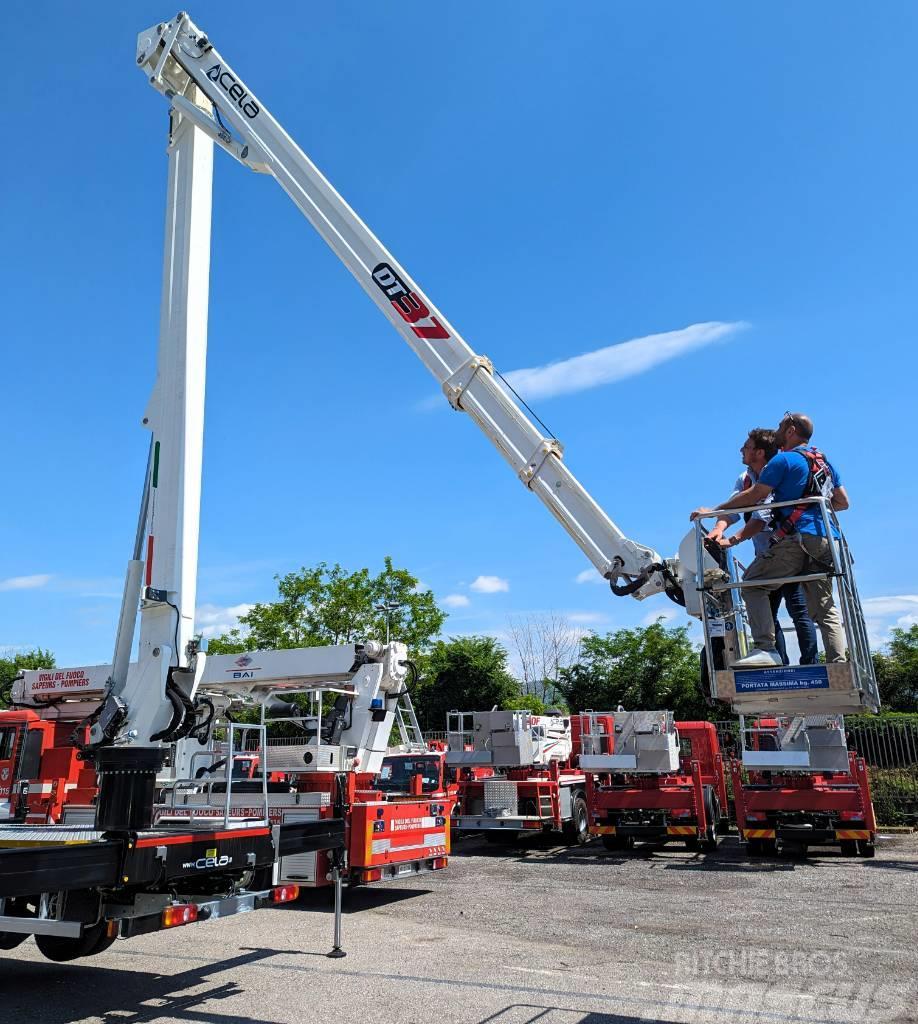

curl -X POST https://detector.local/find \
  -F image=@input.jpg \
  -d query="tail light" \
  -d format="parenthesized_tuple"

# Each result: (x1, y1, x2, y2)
(522, 821, 541, 830)
(271, 884, 300, 903)
(839, 811, 865, 822)
(430, 857, 448, 870)
(362, 868, 383, 882)
(162, 904, 199, 928)
(745, 812, 766, 822)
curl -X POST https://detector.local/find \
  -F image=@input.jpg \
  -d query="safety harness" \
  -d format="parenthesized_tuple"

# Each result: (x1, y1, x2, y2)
(770, 447, 835, 542)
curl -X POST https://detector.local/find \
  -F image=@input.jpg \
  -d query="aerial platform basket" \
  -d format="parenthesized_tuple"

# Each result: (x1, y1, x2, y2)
(691, 497, 880, 720)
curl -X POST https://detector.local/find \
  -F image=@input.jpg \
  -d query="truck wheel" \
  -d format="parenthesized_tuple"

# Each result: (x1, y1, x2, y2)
(684, 836, 700, 851)
(746, 838, 764, 857)
(602, 834, 634, 852)
(0, 932, 28, 951)
(858, 840, 876, 858)
(563, 795, 589, 846)
(700, 790, 719, 852)
(839, 839, 858, 857)
(35, 921, 115, 962)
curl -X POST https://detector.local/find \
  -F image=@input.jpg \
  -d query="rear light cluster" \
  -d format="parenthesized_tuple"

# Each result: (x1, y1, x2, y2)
(522, 821, 541, 830)
(162, 904, 198, 929)
(839, 811, 865, 822)
(745, 812, 767, 822)
(430, 857, 448, 870)
(363, 868, 383, 882)
(271, 884, 300, 904)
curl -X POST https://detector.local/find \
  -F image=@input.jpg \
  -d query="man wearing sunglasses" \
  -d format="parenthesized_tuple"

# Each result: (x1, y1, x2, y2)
(691, 412, 849, 668)
(706, 427, 818, 666)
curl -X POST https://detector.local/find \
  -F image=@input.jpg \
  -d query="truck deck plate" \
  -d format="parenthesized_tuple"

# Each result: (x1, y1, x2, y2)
(0, 825, 102, 848)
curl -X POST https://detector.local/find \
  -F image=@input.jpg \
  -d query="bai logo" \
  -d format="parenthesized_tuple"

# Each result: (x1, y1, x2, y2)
(228, 654, 259, 680)
(372, 263, 449, 340)
(205, 64, 259, 119)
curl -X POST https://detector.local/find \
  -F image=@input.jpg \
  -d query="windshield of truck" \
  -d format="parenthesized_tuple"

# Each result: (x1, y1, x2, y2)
(377, 755, 440, 793)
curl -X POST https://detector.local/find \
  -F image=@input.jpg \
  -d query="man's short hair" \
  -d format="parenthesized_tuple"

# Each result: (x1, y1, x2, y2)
(748, 428, 778, 461)
(781, 412, 814, 441)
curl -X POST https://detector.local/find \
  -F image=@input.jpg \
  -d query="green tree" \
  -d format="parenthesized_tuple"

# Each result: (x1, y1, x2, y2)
(502, 693, 555, 715)
(0, 648, 55, 706)
(208, 558, 445, 667)
(873, 624, 918, 711)
(414, 635, 521, 732)
(556, 622, 709, 721)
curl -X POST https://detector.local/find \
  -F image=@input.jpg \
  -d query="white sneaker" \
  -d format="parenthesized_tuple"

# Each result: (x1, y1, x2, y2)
(732, 649, 783, 668)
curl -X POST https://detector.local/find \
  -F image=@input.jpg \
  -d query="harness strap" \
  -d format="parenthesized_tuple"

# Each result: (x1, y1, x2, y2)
(771, 447, 831, 542)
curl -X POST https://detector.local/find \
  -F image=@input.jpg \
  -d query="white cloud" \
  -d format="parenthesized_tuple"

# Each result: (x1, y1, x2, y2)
(470, 575, 510, 594)
(862, 596, 918, 618)
(861, 595, 918, 648)
(0, 574, 52, 592)
(501, 322, 747, 402)
(575, 568, 604, 585)
(441, 594, 470, 608)
(195, 603, 255, 639)
(567, 611, 607, 625)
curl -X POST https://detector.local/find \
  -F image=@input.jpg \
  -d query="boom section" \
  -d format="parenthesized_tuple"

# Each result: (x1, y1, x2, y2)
(136, 14, 666, 597)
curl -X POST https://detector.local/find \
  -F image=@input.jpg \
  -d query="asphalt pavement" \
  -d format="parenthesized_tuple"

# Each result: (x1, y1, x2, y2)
(1, 832, 916, 1024)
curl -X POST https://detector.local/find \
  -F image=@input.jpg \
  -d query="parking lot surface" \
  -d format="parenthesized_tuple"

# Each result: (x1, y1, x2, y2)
(1, 833, 916, 1024)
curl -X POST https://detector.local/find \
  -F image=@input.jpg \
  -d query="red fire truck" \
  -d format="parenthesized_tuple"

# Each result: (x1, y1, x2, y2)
(152, 642, 455, 888)
(0, 684, 101, 825)
(729, 716, 876, 857)
(446, 710, 589, 844)
(4, 647, 455, 889)
(579, 712, 729, 851)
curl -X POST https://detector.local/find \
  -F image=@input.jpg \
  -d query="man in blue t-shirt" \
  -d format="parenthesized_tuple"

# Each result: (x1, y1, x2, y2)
(690, 412, 850, 667)
(707, 427, 818, 666)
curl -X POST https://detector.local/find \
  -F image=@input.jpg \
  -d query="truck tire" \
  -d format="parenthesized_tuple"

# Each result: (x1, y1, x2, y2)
(35, 921, 116, 962)
(858, 839, 876, 858)
(700, 788, 719, 852)
(602, 834, 634, 852)
(746, 838, 764, 857)
(563, 795, 589, 846)
(0, 932, 28, 951)
(839, 839, 858, 857)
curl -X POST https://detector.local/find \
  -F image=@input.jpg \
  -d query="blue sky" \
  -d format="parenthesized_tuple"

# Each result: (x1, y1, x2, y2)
(3, 3, 916, 671)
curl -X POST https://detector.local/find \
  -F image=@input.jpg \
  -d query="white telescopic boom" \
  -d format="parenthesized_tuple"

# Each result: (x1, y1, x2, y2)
(136, 14, 673, 602)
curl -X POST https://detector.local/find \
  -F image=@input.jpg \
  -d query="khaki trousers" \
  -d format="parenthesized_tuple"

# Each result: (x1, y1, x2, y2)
(742, 534, 846, 662)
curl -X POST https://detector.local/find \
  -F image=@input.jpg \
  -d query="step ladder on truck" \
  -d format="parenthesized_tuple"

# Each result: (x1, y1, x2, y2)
(446, 710, 589, 845)
(578, 713, 729, 852)
(690, 498, 880, 857)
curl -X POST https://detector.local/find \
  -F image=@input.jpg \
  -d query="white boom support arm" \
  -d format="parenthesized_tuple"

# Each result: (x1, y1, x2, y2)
(85, 80, 215, 753)
(135, 13, 680, 607)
